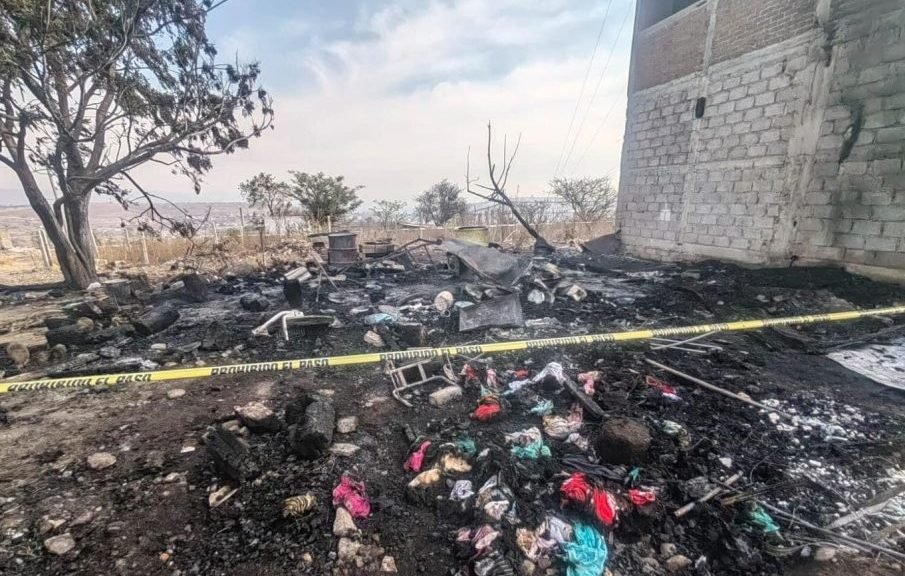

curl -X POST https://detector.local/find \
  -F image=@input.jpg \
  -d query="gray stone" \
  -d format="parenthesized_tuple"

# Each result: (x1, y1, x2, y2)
(49, 344, 67, 362)
(166, 388, 186, 399)
(336, 416, 358, 434)
(665, 554, 692, 572)
(428, 385, 463, 407)
(44, 533, 75, 555)
(330, 443, 360, 457)
(380, 555, 398, 573)
(37, 517, 66, 535)
(71, 511, 94, 527)
(337, 537, 361, 562)
(814, 547, 837, 562)
(87, 452, 117, 471)
(660, 542, 677, 558)
(5, 342, 29, 367)
(333, 506, 357, 537)
(234, 402, 281, 432)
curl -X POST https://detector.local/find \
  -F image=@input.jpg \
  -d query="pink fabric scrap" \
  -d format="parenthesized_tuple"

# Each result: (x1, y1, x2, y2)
(331, 475, 371, 518)
(629, 488, 657, 506)
(404, 440, 432, 472)
(578, 371, 599, 395)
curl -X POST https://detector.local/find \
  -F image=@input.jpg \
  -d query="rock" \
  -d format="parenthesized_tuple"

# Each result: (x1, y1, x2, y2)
(330, 443, 360, 457)
(301, 552, 313, 565)
(718, 457, 733, 468)
(814, 547, 837, 562)
(337, 538, 361, 562)
(159, 552, 171, 563)
(380, 555, 398, 573)
(87, 452, 117, 471)
(98, 345, 121, 359)
(71, 511, 94, 527)
(767, 412, 781, 425)
(182, 273, 209, 303)
(665, 554, 692, 572)
(37, 517, 66, 535)
(364, 330, 385, 347)
(239, 293, 269, 312)
(75, 317, 95, 331)
(660, 543, 677, 558)
(287, 394, 336, 459)
(49, 344, 67, 362)
(150, 343, 167, 352)
(596, 418, 651, 465)
(166, 388, 186, 399)
(234, 402, 281, 432)
(5, 342, 29, 367)
(429, 385, 463, 407)
(44, 533, 75, 555)
(145, 450, 165, 470)
(333, 507, 357, 537)
(336, 416, 358, 434)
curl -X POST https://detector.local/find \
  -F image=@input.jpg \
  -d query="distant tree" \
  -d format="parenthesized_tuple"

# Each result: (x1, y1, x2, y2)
(0, 1, 272, 288)
(372, 200, 407, 229)
(549, 177, 617, 221)
(239, 173, 292, 234)
(517, 200, 551, 227)
(287, 172, 363, 226)
(415, 179, 468, 225)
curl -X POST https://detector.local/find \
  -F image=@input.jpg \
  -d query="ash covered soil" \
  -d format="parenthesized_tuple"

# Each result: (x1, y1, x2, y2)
(1, 252, 905, 576)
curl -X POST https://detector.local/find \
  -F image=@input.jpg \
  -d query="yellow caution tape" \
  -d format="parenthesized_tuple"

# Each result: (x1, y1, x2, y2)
(2, 306, 903, 394)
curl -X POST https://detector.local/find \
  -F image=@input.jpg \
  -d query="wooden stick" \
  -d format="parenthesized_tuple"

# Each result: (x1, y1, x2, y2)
(646, 359, 793, 419)
(675, 472, 743, 517)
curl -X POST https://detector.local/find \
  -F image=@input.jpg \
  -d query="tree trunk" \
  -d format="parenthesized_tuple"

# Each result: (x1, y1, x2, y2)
(18, 176, 97, 289)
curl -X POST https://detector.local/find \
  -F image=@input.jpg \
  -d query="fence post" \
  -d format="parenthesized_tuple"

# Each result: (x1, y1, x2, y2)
(91, 231, 99, 258)
(238, 208, 246, 249)
(123, 228, 130, 260)
(211, 222, 219, 244)
(140, 231, 150, 265)
(37, 230, 51, 268)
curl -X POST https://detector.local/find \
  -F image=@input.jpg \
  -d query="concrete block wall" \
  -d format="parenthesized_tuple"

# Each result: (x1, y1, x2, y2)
(791, 0, 905, 279)
(617, 0, 905, 280)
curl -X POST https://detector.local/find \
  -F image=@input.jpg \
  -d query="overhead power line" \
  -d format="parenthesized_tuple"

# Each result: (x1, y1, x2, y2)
(552, 0, 615, 176)
(559, 1, 633, 176)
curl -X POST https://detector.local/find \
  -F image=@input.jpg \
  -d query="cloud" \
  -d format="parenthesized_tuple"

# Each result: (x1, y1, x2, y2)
(0, 0, 634, 206)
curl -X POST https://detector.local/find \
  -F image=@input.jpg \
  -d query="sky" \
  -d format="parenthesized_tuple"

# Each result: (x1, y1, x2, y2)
(0, 0, 636, 207)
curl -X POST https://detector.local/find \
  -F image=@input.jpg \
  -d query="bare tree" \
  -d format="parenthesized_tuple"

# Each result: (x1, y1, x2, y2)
(466, 123, 554, 253)
(549, 177, 617, 221)
(372, 199, 407, 229)
(239, 173, 292, 235)
(414, 179, 468, 225)
(0, 1, 273, 288)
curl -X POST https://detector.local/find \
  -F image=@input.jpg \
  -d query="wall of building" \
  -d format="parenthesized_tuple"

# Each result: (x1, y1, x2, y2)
(617, 0, 905, 281)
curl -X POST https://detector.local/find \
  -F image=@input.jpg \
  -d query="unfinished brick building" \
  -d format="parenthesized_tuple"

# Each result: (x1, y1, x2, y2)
(616, 0, 905, 281)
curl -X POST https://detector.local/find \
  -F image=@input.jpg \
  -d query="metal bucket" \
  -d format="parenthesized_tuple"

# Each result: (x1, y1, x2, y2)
(327, 232, 358, 250)
(455, 226, 489, 245)
(328, 248, 359, 266)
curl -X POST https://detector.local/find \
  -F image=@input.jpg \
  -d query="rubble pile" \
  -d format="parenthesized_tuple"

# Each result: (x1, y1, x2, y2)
(1, 242, 904, 576)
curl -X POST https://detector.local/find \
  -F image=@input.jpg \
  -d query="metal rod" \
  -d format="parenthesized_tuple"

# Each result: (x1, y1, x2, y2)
(645, 359, 793, 419)
(760, 502, 905, 562)
(650, 330, 720, 350)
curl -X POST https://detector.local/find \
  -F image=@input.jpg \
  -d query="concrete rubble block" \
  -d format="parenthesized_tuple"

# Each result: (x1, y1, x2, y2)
(235, 402, 281, 433)
(337, 537, 361, 562)
(87, 452, 117, 471)
(5, 342, 29, 367)
(43, 533, 76, 555)
(665, 555, 692, 572)
(239, 293, 269, 312)
(133, 305, 179, 337)
(329, 443, 360, 457)
(333, 506, 357, 537)
(336, 416, 358, 434)
(182, 273, 209, 303)
(596, 418, 651, 465)
(286, 394, 336, 459)
(380, 556, 398, 573)
(429, 385, 463, 407)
